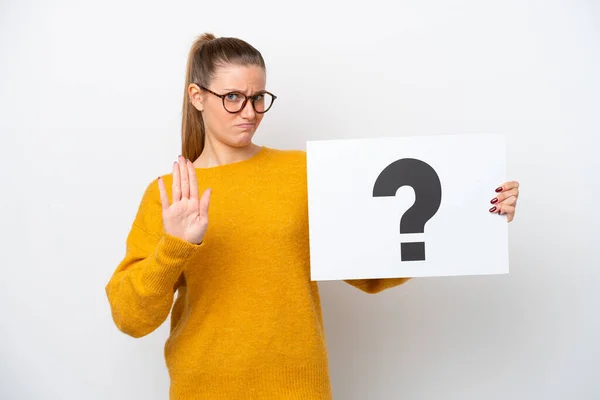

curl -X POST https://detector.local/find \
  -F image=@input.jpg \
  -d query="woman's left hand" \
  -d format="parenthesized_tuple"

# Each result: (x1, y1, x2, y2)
(489, 181, 520, 223)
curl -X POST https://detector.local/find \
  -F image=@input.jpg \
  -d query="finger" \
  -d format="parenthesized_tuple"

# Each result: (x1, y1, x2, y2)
(187, 160, 199, 201)
(489, 203, 509, 215)
(491, 188, 518, 204)
(179, 156, 190, 199)
(199, 188, 211, 218)
(500, 204, 516, 222)
(496, 203, 515, 219)
(496, 180, 519, 192)
(499, 195, 518, 206)
(172, 161, 181, 202)
(157, 177, 170, 211)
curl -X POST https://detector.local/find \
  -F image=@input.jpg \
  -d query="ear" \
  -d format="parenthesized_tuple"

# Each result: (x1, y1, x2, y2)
(188, 83, 204, 112)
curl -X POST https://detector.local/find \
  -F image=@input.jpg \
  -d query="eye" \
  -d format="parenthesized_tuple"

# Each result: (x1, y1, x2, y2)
(226, 93, 240, 101)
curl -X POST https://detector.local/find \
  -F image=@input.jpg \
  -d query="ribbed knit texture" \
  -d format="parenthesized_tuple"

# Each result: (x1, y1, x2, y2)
(105, 147, 410, 399)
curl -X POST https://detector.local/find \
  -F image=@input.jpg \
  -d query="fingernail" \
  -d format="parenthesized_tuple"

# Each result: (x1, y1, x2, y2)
(489, 206, 497, 213)
(490, 198, 498, 204)
(495, 186, 503, 193)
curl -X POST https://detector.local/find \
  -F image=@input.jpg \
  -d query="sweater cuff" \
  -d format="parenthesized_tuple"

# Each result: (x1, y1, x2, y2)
(142, 233, 205, 294)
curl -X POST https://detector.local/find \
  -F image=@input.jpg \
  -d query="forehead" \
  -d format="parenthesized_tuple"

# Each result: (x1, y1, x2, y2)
(211, 64, 266, 91)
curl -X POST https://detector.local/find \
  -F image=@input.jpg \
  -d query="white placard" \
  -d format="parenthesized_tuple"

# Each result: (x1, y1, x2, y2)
(306, 134, 509, 281)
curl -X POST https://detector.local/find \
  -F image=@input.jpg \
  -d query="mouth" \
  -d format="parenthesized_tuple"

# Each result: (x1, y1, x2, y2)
(236, 123, 255, 130)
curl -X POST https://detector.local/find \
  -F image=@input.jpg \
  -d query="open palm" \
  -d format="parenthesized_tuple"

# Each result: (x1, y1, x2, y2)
(158, 156, 211, 245)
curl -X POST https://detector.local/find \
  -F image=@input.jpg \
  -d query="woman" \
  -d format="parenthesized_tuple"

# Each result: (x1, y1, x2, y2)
(105, 33, 520, 399)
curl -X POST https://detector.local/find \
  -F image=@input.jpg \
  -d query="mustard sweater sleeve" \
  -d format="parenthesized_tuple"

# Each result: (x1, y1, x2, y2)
(344, 277, 412, 294)
(105, 179, 205, 338)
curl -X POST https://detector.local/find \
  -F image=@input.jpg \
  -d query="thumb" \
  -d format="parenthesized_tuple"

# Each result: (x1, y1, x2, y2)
(199, 188, 211, 217)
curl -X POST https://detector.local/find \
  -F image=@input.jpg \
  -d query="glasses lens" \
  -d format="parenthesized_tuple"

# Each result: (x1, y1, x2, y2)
(223, 92, 275, 113)
(223, 92, 245, 112)
(253, 92, 274, 113)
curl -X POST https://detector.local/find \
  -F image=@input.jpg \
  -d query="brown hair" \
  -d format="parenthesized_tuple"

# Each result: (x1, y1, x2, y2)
(181, 33, 266, 161)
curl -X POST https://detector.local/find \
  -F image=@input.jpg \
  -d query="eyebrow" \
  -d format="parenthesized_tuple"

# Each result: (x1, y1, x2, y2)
(224, 88, 266, 95)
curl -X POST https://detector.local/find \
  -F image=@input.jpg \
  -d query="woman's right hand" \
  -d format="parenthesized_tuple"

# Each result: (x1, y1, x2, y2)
(157, 155, 211, 245)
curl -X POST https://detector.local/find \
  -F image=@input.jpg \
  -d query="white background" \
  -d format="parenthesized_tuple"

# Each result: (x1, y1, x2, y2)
(1, 1, 599, 399)
(307, 134, 509, 280)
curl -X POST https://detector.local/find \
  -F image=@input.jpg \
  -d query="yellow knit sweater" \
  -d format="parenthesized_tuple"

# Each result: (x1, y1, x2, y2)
(105, 146, 410, 399)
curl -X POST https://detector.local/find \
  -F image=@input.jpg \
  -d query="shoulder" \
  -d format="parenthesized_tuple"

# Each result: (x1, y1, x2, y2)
(263, 148, 307, 178)
(263, 147, 307, 167)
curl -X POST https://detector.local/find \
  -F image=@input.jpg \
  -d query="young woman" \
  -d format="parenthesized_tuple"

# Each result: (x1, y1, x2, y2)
(105, 33, 520, 400)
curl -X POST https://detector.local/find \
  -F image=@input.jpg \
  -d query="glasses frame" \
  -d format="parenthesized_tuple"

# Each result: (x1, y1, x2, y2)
(194, 83, 277, 114)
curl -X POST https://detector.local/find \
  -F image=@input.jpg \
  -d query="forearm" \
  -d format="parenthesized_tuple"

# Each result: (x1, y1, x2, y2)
(105, 231, 203, 338)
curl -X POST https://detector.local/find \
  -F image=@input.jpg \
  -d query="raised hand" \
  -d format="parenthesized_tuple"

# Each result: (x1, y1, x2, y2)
(157, 156, 211, 244)
(489, 181, 519, 223)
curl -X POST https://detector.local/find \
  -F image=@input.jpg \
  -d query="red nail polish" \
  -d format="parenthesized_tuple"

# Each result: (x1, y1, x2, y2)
(489, 206, 497, 213)
(491, 198, 498, 204)
(495, 187, 503, 193)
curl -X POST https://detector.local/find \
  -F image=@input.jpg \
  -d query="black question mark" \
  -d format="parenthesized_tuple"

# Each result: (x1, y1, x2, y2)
(372, 158, 442, 261)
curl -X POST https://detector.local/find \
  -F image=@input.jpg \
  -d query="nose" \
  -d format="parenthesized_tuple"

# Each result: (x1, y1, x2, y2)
(240, 98, 256, 119)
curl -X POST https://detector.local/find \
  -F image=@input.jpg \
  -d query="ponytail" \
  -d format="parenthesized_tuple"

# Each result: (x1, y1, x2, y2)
(180, 33, 265, 161)
(181, 33, 215, 161)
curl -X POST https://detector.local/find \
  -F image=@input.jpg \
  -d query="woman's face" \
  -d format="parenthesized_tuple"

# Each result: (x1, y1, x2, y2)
(191, 64, 267, 149)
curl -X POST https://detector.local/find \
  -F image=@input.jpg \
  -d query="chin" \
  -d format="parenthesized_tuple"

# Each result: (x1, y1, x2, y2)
(227, 131, 255, 148)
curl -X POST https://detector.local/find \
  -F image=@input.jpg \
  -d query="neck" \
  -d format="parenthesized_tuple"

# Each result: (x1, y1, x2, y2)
(193, 139, 261, 169)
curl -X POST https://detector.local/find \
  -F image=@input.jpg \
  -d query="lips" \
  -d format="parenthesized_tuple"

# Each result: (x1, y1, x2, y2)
(236, 123, 255, 129)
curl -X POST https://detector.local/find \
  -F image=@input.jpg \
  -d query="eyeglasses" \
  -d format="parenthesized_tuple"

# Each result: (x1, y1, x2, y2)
(195, 84, 277, 114)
